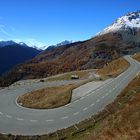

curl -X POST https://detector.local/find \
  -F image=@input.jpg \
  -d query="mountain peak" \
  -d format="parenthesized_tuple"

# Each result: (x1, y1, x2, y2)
(98, 11, 140, 35)
(0, 40, 17, 47)
(126, 10, 140, 18)
(56, 40, 73, 47)
(19, 42, 28, 47)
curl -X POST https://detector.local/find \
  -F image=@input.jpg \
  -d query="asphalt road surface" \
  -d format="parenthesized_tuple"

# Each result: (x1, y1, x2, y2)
(0, 55, 140, 135)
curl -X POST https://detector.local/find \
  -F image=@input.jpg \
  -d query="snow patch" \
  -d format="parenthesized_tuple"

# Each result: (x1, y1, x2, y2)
(97, 11, 140, 36)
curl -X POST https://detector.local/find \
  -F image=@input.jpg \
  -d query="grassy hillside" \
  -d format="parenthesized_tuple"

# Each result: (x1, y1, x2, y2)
(133, 52, 140, 61)
(97, 57, 129, 78)
(87, 75, 140, 140)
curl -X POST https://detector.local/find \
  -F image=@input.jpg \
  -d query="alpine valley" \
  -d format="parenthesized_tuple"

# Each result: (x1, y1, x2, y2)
(1, 11, 140, 86)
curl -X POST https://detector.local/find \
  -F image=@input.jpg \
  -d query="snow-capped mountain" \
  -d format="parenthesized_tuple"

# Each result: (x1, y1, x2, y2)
(0, 41, 17, 48)
(46, 40, 73, 51)
(56, 40, 72, 47)
(18, 42, 29, 47)
(0, 40, 30, 48)
(0, 40, 44, 50)
(0, 40, 73, 50)
(98, 11, 140, 39)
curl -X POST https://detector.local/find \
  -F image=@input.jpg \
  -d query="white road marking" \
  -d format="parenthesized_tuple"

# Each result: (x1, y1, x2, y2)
(99, 87, 103, 90)
(0, 112, 3, 115)
(96, 99, 100, 103)
(90, 103, 95, 107)
(86, 94, 90, 97)
(6, 115, 12, 118)
(96, 89, 100, 91)
(83, 107, 88, 111)
(65, 104, 69, 107)
(30, 120, 38, 122)
(16, 118, 24, 121)
(61, 116, 68, 120)
(101, 96, 105, 99)
(1, 132, 7, 135)
(45, 119, 54, 122)
(80, 97, 84, 100)
(106, 93, 109, 96)
(118, 74, 122, 78)
(103, 85, 107, 88)
(73, 112, 79, 116)
(73, 100, 78, 103)
(109, 89, 112, 93)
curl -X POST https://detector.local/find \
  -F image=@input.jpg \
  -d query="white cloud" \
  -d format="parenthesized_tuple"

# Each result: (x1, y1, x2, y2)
(0, 24, 12, 37)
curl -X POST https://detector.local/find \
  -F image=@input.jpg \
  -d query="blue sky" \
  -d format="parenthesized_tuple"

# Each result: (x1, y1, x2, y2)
(0, 0, 139, 48)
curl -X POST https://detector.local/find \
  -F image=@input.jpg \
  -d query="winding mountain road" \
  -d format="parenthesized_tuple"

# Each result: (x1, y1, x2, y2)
(0, 55, 140, 135)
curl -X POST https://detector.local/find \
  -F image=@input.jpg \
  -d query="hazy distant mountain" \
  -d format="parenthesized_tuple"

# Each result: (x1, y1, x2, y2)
(18, 42, 29, 47)
(56, 40, 72, 47)
(1, 11, 140, 86)
(0, 41, 18, 48)
(46, 40, 73, 51)
(46, 45, 56, 51)
(0, 40, 31, 48)
(0, 42, 41, 76)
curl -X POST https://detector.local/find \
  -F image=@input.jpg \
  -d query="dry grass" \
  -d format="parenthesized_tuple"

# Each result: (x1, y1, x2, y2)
(17, 84, 74, 109)
(47, 70, 94, 81)
(97, 57, 129, 78)
(87, 75, 140, 140)
(133, 52, 140, 62)
(17, 79, 93, 109)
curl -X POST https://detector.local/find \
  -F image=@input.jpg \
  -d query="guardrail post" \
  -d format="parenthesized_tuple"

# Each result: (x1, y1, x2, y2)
(105, 108, 110, 113)
(118, 102, 122, 106)
(56, 132, 59, 140)
(74, 124, 79, 130)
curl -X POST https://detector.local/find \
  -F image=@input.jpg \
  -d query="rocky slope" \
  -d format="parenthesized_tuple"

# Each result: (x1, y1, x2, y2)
(0, 11, 140, 86)
(97, 11, 140, 43)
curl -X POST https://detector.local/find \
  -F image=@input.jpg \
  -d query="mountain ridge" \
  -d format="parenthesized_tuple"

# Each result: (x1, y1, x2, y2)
(97, 11, 140, 37)
(0, 11, 140, 86)
(0, 43, 41, 76)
